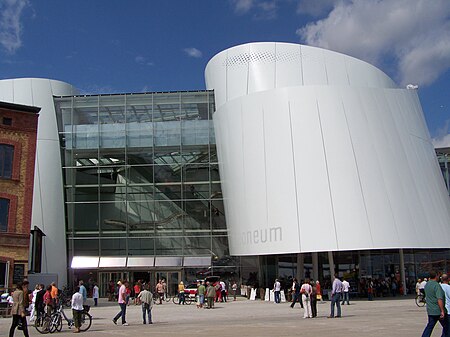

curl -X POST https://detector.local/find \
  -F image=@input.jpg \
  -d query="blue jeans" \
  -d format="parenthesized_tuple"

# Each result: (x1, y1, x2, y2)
(113, 303, 127, 324)
(198, 294, 205, 305)
(142, 303, 152, 324)
(274, 291, 280, 303)
(179, 292, 185, 304)
(341, 292, 350, 304)
(421, 314, 448, 337)
(330, 293, 341, 317)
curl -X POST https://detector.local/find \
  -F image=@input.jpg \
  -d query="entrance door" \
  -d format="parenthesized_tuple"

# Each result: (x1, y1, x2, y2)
(99, 271, 129, 298)
(154, 271, 180, 296)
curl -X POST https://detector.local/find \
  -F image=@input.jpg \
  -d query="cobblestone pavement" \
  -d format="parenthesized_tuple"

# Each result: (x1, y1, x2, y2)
(1, 296, 437, 337)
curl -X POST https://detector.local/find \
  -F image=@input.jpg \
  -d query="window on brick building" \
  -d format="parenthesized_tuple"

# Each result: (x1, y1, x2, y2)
(2, 117, 12, 126)
(0, 144, 14, 179)
(0, 198, 9, 232)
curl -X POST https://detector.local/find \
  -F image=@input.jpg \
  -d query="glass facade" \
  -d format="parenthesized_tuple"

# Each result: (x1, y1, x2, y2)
(55, 91, 231, 289)
(437, 149, 450, 195)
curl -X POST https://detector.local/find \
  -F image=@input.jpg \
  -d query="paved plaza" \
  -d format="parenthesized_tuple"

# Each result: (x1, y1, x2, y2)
(1, 296, 440, 337)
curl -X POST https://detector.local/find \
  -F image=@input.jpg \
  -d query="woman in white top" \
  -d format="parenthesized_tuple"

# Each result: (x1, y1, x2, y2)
(29, 284, 40, 322)
(71, 286, 84, 333)
(300, 279, 312, 318)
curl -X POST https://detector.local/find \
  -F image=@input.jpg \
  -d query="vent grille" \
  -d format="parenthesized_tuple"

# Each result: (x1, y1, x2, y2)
(223, 50, 302, 66)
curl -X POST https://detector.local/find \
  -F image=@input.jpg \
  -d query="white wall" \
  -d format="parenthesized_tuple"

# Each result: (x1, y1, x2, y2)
(205, 42, 450, 255)
(0, 78, 77, 285)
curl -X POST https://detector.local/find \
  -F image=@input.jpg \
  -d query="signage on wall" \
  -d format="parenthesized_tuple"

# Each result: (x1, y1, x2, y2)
(13, 264, 24, 284)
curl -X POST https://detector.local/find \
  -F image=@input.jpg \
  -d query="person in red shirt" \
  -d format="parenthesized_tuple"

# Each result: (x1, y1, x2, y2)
(133, 282, 141, 305)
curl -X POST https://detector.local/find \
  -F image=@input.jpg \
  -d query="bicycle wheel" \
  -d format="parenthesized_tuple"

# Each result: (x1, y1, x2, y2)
(49, 313, 61, 333)
(79, 312, 92, 332)
(415, 295, 426, 307)
(184, 296, 192, 305)
(34, 315, 51, 334)
(164, 293, 171, 302)
(173, 295, 180, 304)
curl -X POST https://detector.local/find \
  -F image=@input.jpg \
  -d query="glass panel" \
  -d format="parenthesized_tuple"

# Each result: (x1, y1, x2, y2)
(0, 198, 10, 232)
(128, 238, 155, 256)
(155, 238, 183, 256)
(0, 144, 14, 179)
(183, 201, 210, 230)
(73, 239, 99, 256)
(73, 203, 99, 232)
(100, 238, 127, 256)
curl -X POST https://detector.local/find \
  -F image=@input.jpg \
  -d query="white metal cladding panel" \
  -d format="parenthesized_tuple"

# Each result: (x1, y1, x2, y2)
(301, 46, 328, 85)
(0, 78, 76, 286)
(377, 90, 440, 246)
(226, 44, 250, 103)
(317, 89, 373, 250)
(383, 91, 435, 245)
(346, 57, 370, 87)
(288, 87, 337, 252)
(11, 79, 34, 105)
(262, 91, 300, 253)
(240, 95, 269, 254)
(205, 52, 227, 108)
(340, 88, 399, 247)
(324, 51, 349, 86)
(414, 137, 450, 246)
(0, 80, 13, 101)
(248, 43, 276, 95)
(225, 99, 246, 254)
(274, 43, 303, 89)
(31, 79, 60, 141)
(362, 91, 422, 247)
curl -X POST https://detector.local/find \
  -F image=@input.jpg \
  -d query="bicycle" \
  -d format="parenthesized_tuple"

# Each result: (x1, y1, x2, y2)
(48, 304, 92, 333)
(34, 313, 52, 334)
(415, 293, 426, 307)
(172, 293, 196, 305)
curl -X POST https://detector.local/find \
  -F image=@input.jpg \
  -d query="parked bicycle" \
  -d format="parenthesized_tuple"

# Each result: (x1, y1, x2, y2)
(172, 293, 196, 305)
(35, 304, 92, 334)
(415, 293, 426, 307)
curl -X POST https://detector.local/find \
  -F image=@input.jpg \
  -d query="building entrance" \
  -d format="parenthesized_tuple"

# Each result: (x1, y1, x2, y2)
(99, 271, 129, 298)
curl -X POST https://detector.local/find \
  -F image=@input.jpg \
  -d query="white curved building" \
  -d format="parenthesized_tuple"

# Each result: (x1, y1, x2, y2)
(0, 78, 78, 285)
(205, 42, 450, 256)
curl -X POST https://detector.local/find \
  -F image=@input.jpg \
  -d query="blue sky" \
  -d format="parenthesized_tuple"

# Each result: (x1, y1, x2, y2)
(0, 0, 449, 144)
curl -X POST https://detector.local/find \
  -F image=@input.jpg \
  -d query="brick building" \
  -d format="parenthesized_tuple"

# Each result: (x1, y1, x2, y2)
(0, 101, 39, 290)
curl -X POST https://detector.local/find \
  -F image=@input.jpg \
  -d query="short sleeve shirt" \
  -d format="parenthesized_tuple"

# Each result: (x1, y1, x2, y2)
(440, 283, 450, 314)
(425, 280, 446, 316)
(118, 285, 127, 304)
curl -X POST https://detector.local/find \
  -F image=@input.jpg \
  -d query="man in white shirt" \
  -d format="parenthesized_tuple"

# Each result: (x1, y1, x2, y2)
(220, 280, 227, 302)
(420, 278, 428, 296)
(341, 279, 350, 305)
(274, 279, 281, 304)
(71, 286, 84, 333)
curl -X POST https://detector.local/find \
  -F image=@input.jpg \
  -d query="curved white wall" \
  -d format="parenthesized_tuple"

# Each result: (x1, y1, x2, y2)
(205, 42, 450, 255)
(0, 78, 78, 285)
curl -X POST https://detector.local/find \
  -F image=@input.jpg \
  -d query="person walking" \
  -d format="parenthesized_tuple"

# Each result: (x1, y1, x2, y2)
(78, 281, 87, 305)
(290, 278, 302, 308)
(92, 283, 99, 307)
(137, 284, 153, 324)
(9, 282, 30, 337)
(71, 286, 83, 333)
(113, 280, 129, 326)
(341, 279, 350, 305)
(231, 281, 238, 301)
(301, 279, 312, 318)
(440, 273, 450, 333)
(328, 274, 343, 318)
(156, 280, 164, 304)
(206, 282, 215, 309)
(29, 284, 39, 322)
(421, 271, 448, 337)
(274, 279, 281, 304)
(311, 281, 318, 318)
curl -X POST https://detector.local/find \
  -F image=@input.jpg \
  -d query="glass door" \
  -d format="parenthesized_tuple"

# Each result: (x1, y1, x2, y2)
(154, 271, 181, 296)
(99, 271, 129, 297)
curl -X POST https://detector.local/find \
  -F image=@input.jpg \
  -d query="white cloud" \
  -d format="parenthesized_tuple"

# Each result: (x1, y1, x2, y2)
(135, 55, 154, 66)
(183, 47, 202, 58)
(231, 0, 279, 19)
(0, 0, 29, 53)
(231, 0, 254, 13)
(296, 0, 335, 17)
(433, 134, 450, 149)
(296, 0, 450, 86)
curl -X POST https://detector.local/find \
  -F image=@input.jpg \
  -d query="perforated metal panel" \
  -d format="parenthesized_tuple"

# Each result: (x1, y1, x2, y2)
(222, 50, 302, 67)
